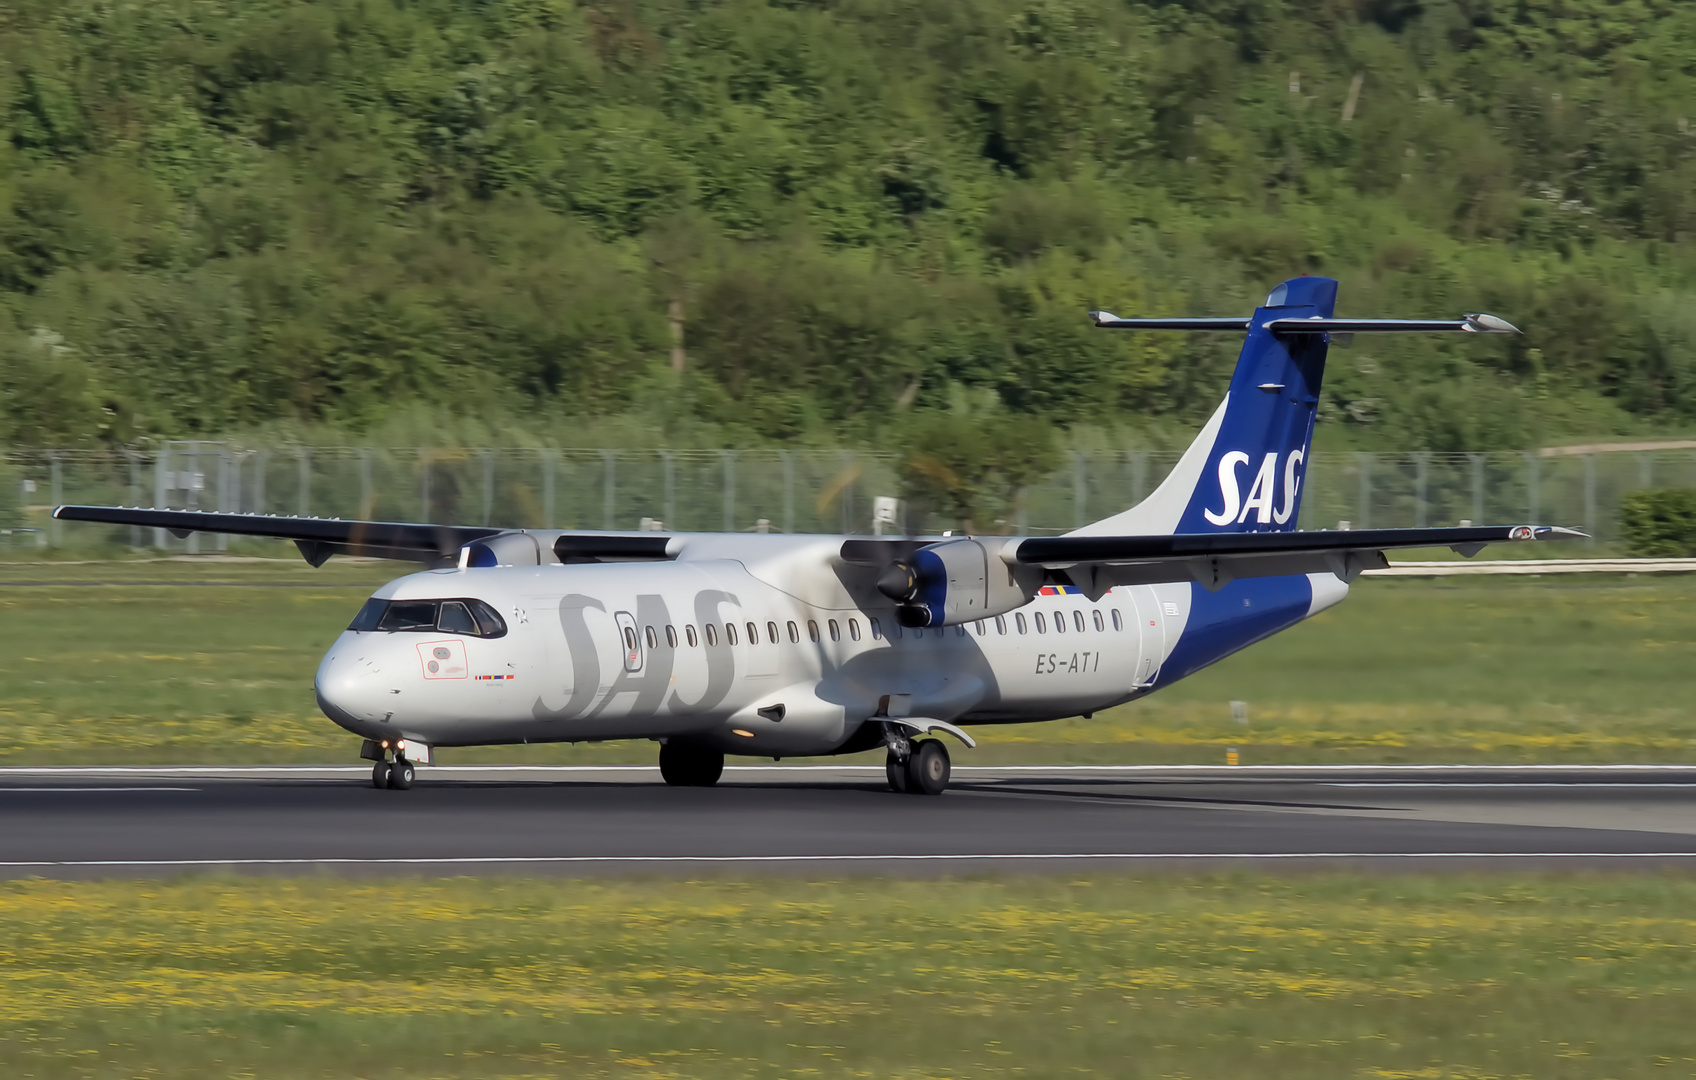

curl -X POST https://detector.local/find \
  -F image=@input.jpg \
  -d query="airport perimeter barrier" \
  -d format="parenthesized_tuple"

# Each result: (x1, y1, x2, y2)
(4, 442, 1696, 553)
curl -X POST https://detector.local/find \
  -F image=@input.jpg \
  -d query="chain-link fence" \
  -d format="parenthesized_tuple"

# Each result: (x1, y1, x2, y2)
(4, 442, 1694, 554)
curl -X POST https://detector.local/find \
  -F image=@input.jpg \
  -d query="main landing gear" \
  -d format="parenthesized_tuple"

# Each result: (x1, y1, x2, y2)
(886, 733, 951, 796)
(659, 743, 725, 787)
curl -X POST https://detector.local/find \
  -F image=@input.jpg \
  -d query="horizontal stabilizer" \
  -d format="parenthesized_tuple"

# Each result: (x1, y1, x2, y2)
(1262, 314, 1520, 335)
(1089, 313, 1520, 335)
(1088, 314, 1252, 330)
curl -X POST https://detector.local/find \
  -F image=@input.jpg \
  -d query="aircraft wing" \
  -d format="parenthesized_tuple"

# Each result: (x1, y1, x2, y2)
(52, 505, 505, 567)
(1011, 525, 1583, 594)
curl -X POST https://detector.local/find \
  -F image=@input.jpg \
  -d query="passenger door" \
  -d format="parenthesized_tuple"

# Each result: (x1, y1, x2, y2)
(614, 611, 643, 673)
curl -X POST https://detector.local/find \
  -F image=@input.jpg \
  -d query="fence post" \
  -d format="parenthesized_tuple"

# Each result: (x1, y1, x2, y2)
(217, 447, 231, 551)
(660, 450, 676, 531)
(253, 451, 268, 518)
(601, 450, 617, 531)
(1583, 453, 1597, 545)
(480, 450, 495, 527)
(1354, 452, 1372, 530)
(297, 448, 312, 518)
(154, 448, 171, 548)
(721, 450, 737, 532)
(781, 451, 795, 534)
(1522, 452, 1540, 522)
(122, 449, 141, 549)
(1413, 452, 1430, 529)
(48, 453, 62, 548)
(542, 450, 556, 530)
(838, 452, 855, 533)
(359, 449, 373, 518)
(1072, 451, 1087, 528)
(419, 452, 432, 523)
(1467, 453, 1485, 525)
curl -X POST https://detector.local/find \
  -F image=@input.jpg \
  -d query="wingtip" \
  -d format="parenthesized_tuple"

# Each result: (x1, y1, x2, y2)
(1088, 310, 1118, 326)
(1465, 313, 1522, 334)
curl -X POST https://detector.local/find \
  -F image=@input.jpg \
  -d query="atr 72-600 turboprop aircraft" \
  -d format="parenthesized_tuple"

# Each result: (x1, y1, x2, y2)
(57, 277, 1579, 795)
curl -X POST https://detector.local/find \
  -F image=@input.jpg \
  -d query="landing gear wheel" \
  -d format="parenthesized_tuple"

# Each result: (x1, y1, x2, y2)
(885, 748, 910, 793)
(388, 758, 415, 791)
(904, 739, 951, 796)
(372, 761, 390, 789)
(658, 744, 724, 787)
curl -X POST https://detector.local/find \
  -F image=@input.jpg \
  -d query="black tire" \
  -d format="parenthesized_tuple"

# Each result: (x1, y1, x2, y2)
(388, 759, 415, 791)
(372, 761, 390, 789)
(659, 743, 724, 787)
(905, 740, 950, 796)
(885, 749, 910, 793)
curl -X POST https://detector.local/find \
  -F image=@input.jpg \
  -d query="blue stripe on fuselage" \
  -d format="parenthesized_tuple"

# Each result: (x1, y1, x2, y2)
(1152, 575, 1314, 688)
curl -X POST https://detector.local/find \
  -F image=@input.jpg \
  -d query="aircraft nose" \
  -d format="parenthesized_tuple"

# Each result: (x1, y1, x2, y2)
(314, 642, 388, 727)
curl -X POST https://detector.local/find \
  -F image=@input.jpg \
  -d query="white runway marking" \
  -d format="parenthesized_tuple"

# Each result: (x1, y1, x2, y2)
(0, 787, 197, 793)
(5, 764, 1696, 777)
(1, 851, 1694, 869)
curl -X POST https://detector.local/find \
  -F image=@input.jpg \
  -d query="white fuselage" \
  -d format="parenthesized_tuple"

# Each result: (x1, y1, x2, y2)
(314, 533, 1346, 757)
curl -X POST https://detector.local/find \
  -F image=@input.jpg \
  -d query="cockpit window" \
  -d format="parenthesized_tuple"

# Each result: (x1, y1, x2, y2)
(438, 601, 477, 635)
(379, 601, 440, 632)
(348, 598, 387, 632)
(469, 599, 507, 638)
(350, 597, 508, 638)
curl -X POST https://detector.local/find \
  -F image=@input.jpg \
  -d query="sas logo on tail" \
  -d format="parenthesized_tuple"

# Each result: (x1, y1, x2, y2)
(1205, 450, 1303, 526)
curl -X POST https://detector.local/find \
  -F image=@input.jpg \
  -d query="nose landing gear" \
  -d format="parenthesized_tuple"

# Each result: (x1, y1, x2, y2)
(362, 738, 422, 791)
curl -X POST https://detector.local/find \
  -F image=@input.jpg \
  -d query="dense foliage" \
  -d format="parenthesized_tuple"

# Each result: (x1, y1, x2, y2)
(4, 0, 1696, 457)
(1619, 487, 1696, 556)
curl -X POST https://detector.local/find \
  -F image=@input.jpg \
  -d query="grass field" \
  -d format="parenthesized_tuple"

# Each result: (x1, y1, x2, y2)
(1, 558, 1694, 765)
(2, 872, 1693, 1078)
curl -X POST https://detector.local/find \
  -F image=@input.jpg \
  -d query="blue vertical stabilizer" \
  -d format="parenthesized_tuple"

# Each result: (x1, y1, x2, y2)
(1071, 276, 1335, 538)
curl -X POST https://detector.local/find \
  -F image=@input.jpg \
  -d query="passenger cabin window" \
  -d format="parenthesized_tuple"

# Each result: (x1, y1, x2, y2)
(788, 621, 800, 643)
(955, 625, 966, 637)
(1111, 610, 1123, 631)
(995, 615, 1007, 635)
(869, 619, 882, 640)
(974, 620, 986, 636)
(666, 625, 678, 648)
(849, 619, 861, 641)
(1074, 611, 1086, 633)
(686, 625, 699, 647)
(645, 626, 659, 650)
(726, 623, 739, 646)
(1015, 613, 1027, 634)
(1034, 612, 1046, 634)
(704, 624, 718, 647)
(768, 621, 780, 644)
(826, 619, 840, 642)
(746, 621, 759, 644)
(623, 627, 639, 654)
(1093, 610, 1105, 632)
(808, 620, 820, 643)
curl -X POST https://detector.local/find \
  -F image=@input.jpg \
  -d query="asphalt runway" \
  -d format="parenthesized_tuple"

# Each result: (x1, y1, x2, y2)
(6, 764, 1696, 876)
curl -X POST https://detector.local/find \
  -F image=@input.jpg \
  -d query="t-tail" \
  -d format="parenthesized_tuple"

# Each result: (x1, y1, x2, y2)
(1071, 276, 1518, 538)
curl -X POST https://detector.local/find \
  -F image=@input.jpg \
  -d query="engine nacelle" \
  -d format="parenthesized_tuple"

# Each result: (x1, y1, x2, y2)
(459, 531, 545, 568)
(875, 538, 1037, 627)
